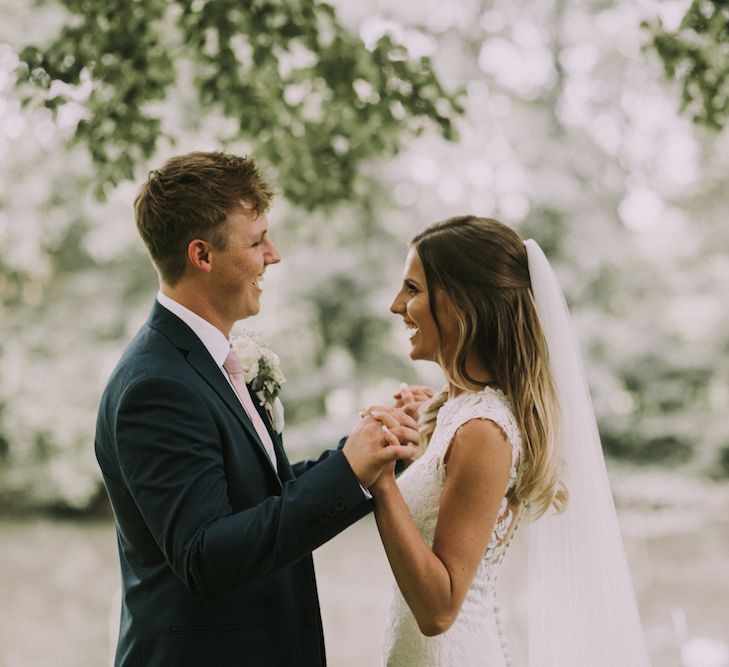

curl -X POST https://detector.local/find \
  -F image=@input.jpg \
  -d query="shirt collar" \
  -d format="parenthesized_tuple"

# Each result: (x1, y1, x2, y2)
(156, 291, 231, 367)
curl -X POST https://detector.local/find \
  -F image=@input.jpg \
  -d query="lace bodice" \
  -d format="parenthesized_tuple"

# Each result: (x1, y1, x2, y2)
(382, 388, 524, 666)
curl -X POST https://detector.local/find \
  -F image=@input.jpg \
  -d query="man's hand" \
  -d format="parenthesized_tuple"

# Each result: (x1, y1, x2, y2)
(363, 410, 419, 496)
(342, 415, 419, 488)
(393, 383, 436, 419)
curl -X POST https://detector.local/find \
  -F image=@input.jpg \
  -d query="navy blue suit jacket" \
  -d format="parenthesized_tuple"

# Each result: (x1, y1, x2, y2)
(95, 302, 372, 666)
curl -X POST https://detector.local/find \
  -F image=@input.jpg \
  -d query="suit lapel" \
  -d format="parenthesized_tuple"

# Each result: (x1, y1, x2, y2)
(147, 302, 282, 487)
(248, 388, 294, 482)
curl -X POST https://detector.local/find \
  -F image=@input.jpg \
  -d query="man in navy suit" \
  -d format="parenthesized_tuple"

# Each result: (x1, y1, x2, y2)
(95, 152, 418, 666)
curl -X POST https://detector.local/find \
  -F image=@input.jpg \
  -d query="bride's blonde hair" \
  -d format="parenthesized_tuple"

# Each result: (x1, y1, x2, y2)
(412, 216, 566, 517)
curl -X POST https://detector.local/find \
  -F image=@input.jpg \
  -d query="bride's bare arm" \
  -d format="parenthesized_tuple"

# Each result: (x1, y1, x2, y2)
(371, 418, 512, 636)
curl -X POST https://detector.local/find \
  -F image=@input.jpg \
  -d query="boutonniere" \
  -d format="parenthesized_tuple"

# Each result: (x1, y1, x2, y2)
(231, 330, 286, 433)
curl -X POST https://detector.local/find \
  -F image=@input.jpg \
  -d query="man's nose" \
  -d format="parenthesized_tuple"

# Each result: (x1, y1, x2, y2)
(266, 240, 282, 264)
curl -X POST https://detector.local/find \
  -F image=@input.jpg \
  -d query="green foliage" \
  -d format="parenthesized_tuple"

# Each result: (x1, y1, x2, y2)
(15, 0, 463, 208)
(0, 139, 157, 511)
(4, 0, 729, 514)
(716, 444, 729, 477)
(602, 430, 694, 466)
(310, 273, 390, 365)
(645, 0, 729, 129)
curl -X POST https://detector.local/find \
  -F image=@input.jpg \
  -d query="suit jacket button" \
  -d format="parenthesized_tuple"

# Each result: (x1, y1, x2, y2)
(333, 500, 345, 512)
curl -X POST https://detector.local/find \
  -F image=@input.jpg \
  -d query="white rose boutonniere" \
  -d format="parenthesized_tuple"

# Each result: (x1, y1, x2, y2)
(231, 330, 286, 433)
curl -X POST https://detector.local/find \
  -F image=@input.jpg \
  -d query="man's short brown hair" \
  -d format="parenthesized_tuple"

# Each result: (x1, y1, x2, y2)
(134, 151, 274, 285)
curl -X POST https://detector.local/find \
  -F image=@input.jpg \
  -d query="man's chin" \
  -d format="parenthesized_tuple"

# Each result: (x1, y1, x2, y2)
(240, 300, 261, 319)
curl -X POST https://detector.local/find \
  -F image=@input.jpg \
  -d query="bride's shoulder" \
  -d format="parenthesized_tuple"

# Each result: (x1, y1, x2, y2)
(440, 388, 522, 448)
(447, 386, 513, 414)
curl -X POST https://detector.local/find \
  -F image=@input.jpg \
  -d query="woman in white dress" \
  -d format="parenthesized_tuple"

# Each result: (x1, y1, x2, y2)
(366, 216, 650, 666)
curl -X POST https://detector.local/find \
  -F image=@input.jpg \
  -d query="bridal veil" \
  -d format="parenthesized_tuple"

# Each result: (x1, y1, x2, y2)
(512, 239, 651, 666)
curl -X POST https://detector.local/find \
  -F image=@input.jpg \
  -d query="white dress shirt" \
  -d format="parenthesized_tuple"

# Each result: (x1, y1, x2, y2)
(156, 291, 278, 471)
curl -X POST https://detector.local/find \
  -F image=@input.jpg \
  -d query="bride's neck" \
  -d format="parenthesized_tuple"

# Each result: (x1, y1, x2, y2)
(446, 354, 496, 399)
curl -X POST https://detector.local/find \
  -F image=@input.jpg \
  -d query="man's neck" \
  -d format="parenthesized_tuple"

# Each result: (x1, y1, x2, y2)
(160, 283, 231, 337)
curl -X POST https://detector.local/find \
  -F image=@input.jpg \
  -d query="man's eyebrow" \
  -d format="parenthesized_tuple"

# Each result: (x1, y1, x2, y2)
(247, 229, 267, 245)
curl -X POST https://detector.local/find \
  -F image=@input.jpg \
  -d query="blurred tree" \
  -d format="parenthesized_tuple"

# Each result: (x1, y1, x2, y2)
(645, 0, 729, 129)
(340, 0, 729, 474)
(1, 0, 462, 512)
(3, 0, 729, 515)
(15, 0, 463, 207)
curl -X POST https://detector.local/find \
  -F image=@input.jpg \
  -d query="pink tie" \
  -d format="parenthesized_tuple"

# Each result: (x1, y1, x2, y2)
(223, 348, 278, 470)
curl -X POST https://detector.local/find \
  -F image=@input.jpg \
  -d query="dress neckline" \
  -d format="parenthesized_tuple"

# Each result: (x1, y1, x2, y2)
(445, 386, 505, 404)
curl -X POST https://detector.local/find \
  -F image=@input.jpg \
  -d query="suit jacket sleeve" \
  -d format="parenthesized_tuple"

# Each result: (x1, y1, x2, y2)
(290, 437, 349, 478)
(291, 437, 408, 479)
(114, 376, 370, 599)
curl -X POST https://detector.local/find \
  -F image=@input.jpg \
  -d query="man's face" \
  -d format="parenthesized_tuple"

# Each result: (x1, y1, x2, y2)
(210, 207, 281, 324)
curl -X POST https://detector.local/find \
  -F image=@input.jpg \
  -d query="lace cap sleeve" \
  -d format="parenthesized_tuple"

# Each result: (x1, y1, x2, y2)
(435, 389, 522, 472)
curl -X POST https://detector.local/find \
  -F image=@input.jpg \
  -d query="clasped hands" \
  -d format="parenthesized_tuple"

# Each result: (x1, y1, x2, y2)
(342, 384, 435, 491)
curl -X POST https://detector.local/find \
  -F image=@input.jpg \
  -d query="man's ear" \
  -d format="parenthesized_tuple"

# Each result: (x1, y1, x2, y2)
(187, 239, 213, 273)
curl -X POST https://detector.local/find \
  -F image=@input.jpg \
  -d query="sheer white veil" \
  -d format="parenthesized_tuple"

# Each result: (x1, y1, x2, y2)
(505, 239, 651, 666)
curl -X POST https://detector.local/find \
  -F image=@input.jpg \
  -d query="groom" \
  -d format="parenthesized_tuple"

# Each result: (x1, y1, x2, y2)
(95, 152, 418, 666)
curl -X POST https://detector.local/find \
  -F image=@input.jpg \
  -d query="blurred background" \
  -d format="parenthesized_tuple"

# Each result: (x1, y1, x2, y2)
(1, 0, 728, 665)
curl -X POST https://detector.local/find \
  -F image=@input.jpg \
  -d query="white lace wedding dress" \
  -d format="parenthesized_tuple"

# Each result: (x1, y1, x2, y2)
(382, 388, 523, 667)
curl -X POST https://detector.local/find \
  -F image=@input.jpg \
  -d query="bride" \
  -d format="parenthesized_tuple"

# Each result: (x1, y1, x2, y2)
(365, 216, 651, 666)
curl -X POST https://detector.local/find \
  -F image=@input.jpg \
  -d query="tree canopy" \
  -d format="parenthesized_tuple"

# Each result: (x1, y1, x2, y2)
(646, 0, 729, 130)
(16, 0, 463, 207)
(3, 0, 728, 513)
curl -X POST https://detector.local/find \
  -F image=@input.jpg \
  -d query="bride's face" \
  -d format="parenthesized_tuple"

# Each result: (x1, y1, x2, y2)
(390, 248, 455, 363)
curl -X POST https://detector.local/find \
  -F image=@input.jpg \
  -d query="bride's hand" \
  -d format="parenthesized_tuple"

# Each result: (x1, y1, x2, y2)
(393, 383, 435, 418)
(366, 410, 412, 496)
(359, 406, 419, 447)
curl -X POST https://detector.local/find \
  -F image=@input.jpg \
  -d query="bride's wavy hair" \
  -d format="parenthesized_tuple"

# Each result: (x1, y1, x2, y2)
(413, 216, 566, 517)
